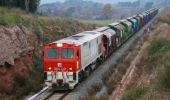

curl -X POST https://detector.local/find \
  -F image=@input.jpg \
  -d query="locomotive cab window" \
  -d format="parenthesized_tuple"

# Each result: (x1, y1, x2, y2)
(46, 48, 58, 58)
(62, 48, 74, 59)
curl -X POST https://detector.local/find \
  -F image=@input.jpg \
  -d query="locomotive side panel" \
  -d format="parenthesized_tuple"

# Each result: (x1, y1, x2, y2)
(80, 36, 102, 70)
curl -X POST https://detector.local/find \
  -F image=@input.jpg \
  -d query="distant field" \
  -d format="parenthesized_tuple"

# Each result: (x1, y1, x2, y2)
(78, 19, 115, 25)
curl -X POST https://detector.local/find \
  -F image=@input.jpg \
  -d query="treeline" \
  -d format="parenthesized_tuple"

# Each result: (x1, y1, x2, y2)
(0, 0, 40, 13)
(39, 0, 114, 20)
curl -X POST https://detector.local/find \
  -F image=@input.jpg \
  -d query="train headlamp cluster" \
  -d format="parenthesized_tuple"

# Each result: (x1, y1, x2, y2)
(69, 68, 73, 70)
(57, 43, 63, 47)
(48, 67, 52, 70)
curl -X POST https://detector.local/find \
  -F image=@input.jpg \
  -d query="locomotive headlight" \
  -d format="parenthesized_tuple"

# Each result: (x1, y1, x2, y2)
(48, 67, 52, 70)
(57, 43, 63, 47)
(69, 68, 72, 70)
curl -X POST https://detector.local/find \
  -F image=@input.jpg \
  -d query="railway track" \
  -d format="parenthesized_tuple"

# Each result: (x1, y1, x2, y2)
(46, 91, 71, 100)
(27, 86, 71, 100)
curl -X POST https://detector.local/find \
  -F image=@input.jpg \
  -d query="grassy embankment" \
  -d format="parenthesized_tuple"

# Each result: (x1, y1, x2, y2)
(121, 12, 170, 100)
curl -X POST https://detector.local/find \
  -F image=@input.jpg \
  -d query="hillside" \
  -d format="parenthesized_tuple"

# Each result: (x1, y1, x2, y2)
(120, 10, 170, 100)
(0, 7, 97, 100)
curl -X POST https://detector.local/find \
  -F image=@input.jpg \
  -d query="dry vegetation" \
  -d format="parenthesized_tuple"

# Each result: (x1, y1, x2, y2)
(121, 10, 170, 100)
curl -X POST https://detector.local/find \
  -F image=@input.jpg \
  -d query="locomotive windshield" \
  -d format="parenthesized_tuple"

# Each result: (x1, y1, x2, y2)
(46, 48, 58, 58)
(62, 48, 74, 59)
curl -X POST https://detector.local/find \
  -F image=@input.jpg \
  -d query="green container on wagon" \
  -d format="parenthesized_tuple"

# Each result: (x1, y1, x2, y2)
(120, 19, 133, 39)
(108, 22, 126, 47)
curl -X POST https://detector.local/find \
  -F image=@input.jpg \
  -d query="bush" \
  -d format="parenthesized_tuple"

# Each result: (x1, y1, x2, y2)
(98, 93, 109, 100)
(12, 71, 43, 99)
(0, 13, 24, 26)
(106, 73, 121, 95)
(148, 39, 170, 56)
(121, 86, 147, 100)
(102, 70, 112, 84)
(87, 83, 102, 95)
(157, 54, 170, 90)
(158, 13, 170, 25)
(159, 66, 170, 90)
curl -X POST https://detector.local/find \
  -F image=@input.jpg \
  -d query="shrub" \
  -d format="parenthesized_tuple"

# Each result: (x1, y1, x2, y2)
(12, 70, 43, 99)
(0, 13, 24, 26)
(87, 83, 102, 95)
(121, 86, 147, 100)
(148, 39, 170, 56)
(98, 93, 109, 100)
(106, 73, 121, 95)
(157, 58, 170, 91)
(158, 13, 170, 25)
(117, 63, 128, 75)
(102, 70, 112, 84)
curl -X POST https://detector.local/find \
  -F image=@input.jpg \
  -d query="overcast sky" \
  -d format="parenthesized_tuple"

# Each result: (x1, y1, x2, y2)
(40, 0, 138, 5)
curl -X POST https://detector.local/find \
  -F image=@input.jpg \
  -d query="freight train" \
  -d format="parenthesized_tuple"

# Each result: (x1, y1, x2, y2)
(43, 8, 158, 90)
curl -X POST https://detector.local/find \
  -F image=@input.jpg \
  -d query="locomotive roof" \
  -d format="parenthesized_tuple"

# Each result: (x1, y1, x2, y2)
(52, 31, 101, 45)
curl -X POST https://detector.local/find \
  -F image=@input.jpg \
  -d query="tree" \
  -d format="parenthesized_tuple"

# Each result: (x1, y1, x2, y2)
(25, 0, 30, 12)
(29, 0, 40, 13)
(0, 0, 40, 13)
(101, 4, 113, 19)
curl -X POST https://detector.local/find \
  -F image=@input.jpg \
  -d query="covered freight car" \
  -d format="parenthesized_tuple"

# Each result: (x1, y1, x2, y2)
(108, 22, 126, 47)
(127, 17, 138, 33)
(120, 19, 133, 39)
(133, 16, 142, 29)
(137, 14, 144, 26)
(96, 26, 116, 57)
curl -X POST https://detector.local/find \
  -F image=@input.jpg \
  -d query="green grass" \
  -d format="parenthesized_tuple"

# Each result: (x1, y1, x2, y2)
(121, 86, 147, 100)
(147, 38, 170, 91)
(78, 19, 114, 25)
(148, 39, 170, 56)
(0, 13, 24, 25)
